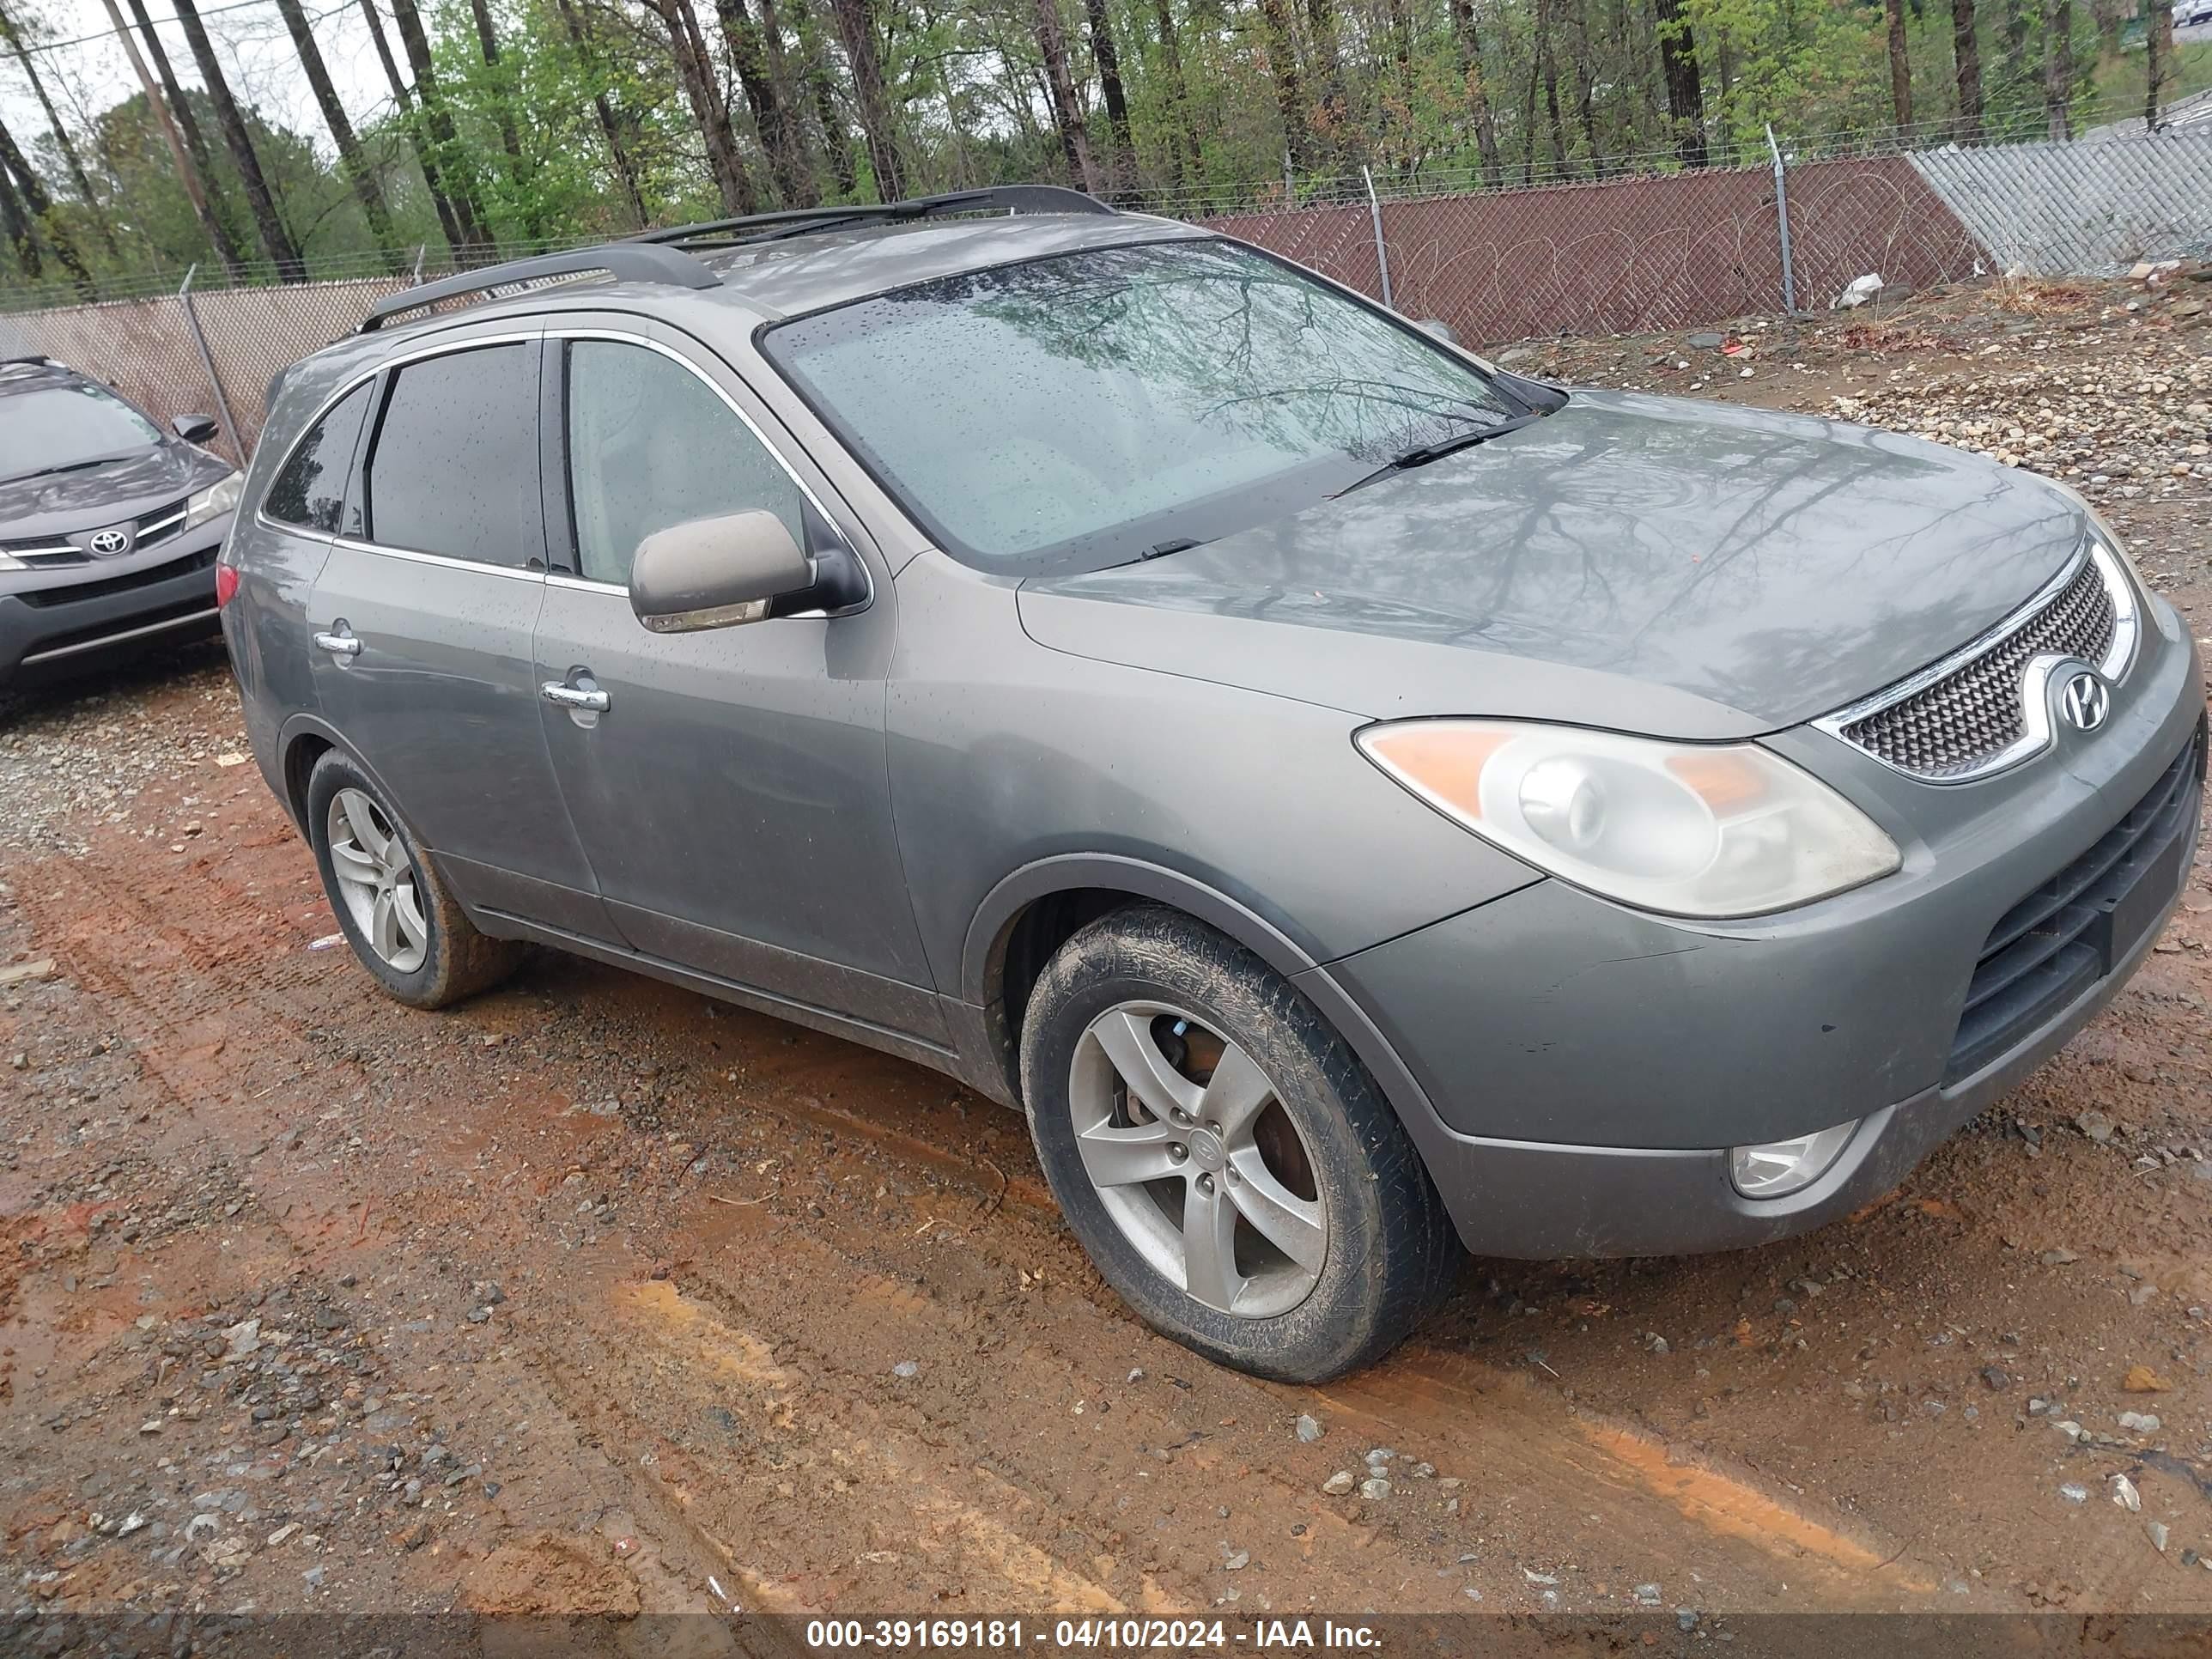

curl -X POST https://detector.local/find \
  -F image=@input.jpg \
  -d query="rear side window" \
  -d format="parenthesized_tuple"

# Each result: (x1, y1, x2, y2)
(263, 381, 372, 535)
(562, 340, 805, 586)
(362, 343, 540, 567)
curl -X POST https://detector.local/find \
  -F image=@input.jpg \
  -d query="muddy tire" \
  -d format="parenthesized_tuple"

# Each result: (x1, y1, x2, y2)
(305, 750, 522, 1010)
(1019, 902, 1457, 1382)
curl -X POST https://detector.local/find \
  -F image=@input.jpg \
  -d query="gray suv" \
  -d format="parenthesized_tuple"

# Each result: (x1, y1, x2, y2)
(221, 188, 2206, 1381)
(3, 356, 240, 689)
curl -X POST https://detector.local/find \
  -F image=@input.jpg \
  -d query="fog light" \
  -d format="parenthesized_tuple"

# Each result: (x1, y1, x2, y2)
(1729, 1121, 1859, 1199)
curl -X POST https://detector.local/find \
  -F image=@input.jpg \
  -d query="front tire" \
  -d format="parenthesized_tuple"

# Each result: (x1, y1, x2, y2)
(1018, 903, 1457, 1382)
(305, 750, 521, 1009)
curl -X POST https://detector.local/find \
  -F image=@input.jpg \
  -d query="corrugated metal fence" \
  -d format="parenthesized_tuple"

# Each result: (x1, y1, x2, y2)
(3, 126, 2207, 463)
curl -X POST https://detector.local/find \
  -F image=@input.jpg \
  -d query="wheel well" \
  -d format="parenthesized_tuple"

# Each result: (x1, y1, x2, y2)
(988, 886, 1144, 1096)
(283, 732, 331, 831)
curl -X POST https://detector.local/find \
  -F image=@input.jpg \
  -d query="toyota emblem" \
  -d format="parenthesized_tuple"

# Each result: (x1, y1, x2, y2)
(87, 528, 131, 556)
(2058, 671, 2109, 733)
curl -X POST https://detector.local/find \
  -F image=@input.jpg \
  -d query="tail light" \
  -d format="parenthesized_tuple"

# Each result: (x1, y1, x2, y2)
(215, 562, 240, 608)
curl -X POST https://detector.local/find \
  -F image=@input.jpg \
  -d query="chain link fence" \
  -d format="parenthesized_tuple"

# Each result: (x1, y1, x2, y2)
(3, 125, 2208, 465)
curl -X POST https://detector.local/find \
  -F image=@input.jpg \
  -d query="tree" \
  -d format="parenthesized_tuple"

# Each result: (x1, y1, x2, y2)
(358, 0, 465, 249)
(552, 0, 652, 224)
(786, 0, 858, 196)
(168, 0, 304, 275)
(0, 106, 90, 285)
(2144, 0, 2175, 131)
(1652, 0, 1706, 165)
(1950, 0, 1984, 143)
(271, 0, 399, 261)
(1083, 0, 1133, 191)
(121, 0, 247, 274)
(466, 0, 539, 234)
(1883, 0, 1912, 129)
(649, 0, 758, 212)
(0, 0, 118, 258)
(2043, 0, 2071, 137)
(1306, 0, 1355, 171)
(1150, 0, 1200, 190)
(830, 0, 906, 198)
(0, 143, 40, 277)
(386, 0, 495, 244)
(1033, 0, 1102, 191)
(1448, 0, 1504, 184)
(719, 0, 815, 205)
(1255, 0, 1310, 174)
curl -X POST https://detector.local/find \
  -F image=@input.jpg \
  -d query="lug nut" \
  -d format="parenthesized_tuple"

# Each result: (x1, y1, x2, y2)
(1169, 1143, 1188, 1163)
(1171, 1108, 1193, 1126)
(1196, 1173, 1214, 1194)
(1205, 1121, 1220, 1134)
(1224, 1164, 1240, 1184)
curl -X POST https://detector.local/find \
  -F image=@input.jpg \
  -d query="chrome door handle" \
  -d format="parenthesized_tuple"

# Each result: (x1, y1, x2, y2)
(313, 629, 361, 657)
(541, 681, 610, 712)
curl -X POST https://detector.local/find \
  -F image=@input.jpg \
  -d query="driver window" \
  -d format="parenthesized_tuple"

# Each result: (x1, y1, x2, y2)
(563, 339, 805, 586)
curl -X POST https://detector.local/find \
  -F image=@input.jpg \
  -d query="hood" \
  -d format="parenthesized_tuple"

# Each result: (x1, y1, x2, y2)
(0, 442, 233, 539)
(1017, 389, 2087, 740)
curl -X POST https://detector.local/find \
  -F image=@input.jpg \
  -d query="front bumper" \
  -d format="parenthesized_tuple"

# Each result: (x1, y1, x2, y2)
(0, 515, 230, 688)
(1313, 602, 2204, 1259)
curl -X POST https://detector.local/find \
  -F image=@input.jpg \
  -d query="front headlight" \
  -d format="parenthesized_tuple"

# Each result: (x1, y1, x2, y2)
(1358, 720, 1901, 918)
(185, 471, 244, 529)
(0, 550, 25, 571)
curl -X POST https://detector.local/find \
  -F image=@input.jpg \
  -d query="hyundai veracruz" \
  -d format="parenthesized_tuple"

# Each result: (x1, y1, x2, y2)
(218, 189, 2206, 1381)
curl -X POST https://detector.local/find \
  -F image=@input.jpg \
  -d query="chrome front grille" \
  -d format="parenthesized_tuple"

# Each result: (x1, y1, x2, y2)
(1823, 541, 2139, 782)
(1, 496, 191, 568)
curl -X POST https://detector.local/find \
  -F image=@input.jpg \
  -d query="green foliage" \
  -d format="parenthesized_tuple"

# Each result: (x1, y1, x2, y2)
(0, 0, 2202, 289)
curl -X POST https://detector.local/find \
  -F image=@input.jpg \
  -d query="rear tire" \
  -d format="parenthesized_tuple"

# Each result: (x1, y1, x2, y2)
(1018, 902, 1457, 1382)
(305, 750, 522, 1010)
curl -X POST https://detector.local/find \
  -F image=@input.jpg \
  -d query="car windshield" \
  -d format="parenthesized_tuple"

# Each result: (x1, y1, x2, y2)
(763, 239, 1521, 575)
(0, 381, 163, 483)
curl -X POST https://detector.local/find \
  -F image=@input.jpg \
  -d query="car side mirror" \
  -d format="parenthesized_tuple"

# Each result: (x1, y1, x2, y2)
(173, 413, 220, 443)
(1416, 319, 1459, 345)
(629, 510, 815, 634)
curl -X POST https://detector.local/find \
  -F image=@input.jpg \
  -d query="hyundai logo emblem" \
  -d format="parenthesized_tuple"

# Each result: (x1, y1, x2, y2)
(87, 528, 131, 556)
(2058, 671, 2109, 733)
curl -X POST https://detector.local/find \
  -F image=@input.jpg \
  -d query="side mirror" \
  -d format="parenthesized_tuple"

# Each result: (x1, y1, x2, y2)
(172, 413, 220, 443)
(629, 510, 814, 634)
(1416, 319, 1459, 346)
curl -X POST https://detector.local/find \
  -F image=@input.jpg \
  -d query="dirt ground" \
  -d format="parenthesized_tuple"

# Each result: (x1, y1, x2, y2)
(3, 273, 2210, 1636)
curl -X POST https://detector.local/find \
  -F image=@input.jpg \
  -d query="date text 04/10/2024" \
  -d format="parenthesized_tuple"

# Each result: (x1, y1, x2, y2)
(802, 1619, 1385, 1650)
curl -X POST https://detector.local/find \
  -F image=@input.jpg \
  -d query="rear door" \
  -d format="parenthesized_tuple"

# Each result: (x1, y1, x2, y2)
(529, 322, 942, 1042)
(307, 331, 611, 939)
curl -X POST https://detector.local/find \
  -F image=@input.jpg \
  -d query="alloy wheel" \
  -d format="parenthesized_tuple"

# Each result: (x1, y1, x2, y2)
(325, 787, 429, 974)
(1067, 1000, 1327, 1317)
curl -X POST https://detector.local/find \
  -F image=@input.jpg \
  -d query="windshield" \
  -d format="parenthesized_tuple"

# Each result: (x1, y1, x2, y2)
(0, 381, 164, 483)
(763, 240, 1521, 574)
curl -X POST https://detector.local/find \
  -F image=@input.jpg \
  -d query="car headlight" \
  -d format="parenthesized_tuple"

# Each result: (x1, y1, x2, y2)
(0, 550, 24, 571)
(185, 471, 244, 529)
(1358, 719, 1901, 918)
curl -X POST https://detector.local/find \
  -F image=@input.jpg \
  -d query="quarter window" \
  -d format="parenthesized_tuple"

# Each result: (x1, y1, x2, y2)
(563, 339, 804, 586)
(262, 381, 372, 535)
(362, 343, 540, 568)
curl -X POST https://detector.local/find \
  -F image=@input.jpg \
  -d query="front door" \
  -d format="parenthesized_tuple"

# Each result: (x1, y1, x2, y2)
(307, 334, 609, 939)
(531, 326, 943, 1042)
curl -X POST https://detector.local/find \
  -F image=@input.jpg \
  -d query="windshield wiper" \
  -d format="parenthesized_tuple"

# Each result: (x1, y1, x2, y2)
(1139, 536, 1207, 561)
(2, 453, 130, 485)
(1334, 413, 1542, 496)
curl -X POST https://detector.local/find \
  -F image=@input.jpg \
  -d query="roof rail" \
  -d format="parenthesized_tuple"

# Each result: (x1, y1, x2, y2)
(358, 245, 720, 334)
(0, 354, 58, 368)
(627, 185, 1115, 251)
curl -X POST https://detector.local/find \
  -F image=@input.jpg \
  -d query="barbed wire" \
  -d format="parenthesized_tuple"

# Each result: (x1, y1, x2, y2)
(3, 100, 2209, 314)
